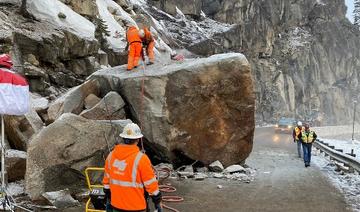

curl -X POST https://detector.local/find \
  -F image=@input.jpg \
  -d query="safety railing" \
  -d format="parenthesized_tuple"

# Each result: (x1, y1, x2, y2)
(313, 139, 360, 172)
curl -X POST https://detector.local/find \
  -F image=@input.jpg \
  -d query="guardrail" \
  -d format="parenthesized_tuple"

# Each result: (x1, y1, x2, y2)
(313, 139, 360, 173)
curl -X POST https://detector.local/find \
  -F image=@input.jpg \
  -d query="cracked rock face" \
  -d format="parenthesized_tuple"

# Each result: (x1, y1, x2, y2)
(25, 113, 130, 200)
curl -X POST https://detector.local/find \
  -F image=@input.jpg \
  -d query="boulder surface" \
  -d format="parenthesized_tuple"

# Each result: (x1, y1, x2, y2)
(26, 113, 130, 200)
(91, 53, 255, 166)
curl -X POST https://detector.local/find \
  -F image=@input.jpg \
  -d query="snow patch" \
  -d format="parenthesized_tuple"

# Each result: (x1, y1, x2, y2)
(313, 152, 360, 212)
(27, 0, 95, 40)
(96, 0, 130, 51)
(5, 149, 27, 159)
(127, 0, 146, 6)
(7, 181, 25, 197)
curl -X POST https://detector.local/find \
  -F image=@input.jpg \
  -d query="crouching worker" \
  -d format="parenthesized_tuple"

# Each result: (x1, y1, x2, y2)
(139, 27, 155, 65)
(103, 123, 162, 212)
(126, 25, 142, 71)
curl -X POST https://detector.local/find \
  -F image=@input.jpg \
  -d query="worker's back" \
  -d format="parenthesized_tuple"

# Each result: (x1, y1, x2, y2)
(127, 26, 142, 44)
(103, 144, 159, 211)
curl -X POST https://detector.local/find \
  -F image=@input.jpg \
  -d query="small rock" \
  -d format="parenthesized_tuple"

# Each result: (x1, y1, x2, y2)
(26, 54, 40, 66)
(217, 185, 223, 189)
(42, 189, 80, 209)
(224, 165, 245, 174)
(177, 171, 194, 178)
(31, 93, 49, 112)
(58, 12, 67, 19)
(213, 173, 224, 178)
(196, 167, 208, 172)
(194, 173, 207, 180)
(184, 165, 194, 173)
(84, 94, 101, 109)
(209, 160, 224, 172)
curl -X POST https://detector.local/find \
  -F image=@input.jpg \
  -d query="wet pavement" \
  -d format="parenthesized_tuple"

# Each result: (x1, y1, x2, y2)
(165, 127, 352, 212)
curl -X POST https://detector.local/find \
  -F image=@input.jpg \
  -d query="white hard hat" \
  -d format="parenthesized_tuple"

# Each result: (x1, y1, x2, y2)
(297, 121, 302, 126)
(120, 123, 143, 139)
(138, 29, 145, 38)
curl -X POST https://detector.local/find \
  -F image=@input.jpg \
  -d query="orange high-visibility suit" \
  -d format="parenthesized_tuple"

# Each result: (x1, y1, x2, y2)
(142, 27, 155, 64)
(103, 144, 159, 211)
(126, 26, 142, 70)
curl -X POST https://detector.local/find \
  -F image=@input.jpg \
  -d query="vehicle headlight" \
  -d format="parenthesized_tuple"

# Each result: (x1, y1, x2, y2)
(288, 125, 292, 128)
(275, 124, 279, 127)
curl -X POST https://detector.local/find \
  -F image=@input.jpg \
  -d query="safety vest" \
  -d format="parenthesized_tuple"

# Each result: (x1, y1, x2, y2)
(294, 127, 303, 140)
(301, 131, 315, 143)
(103, 144, 159, 211)
(127, 26, 142, 44)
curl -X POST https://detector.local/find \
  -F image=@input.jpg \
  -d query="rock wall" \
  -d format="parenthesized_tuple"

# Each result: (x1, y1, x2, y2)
(210, 0, 360, 125)
(151, 0, 360, 125)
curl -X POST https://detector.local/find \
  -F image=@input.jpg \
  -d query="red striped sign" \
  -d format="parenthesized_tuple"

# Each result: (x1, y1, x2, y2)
(0, 68, 29, 115)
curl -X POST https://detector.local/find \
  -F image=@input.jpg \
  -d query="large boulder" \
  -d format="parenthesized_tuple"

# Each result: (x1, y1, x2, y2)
(26, 113, 131, 200)
(4, 108, 44, 151)
(91, 53, 255, 166)
(80, 91, 126, 120)
(47, 79, 100, 122)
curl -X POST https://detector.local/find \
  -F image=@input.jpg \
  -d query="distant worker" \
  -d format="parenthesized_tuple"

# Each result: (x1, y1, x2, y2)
(292, 121, 304, 158)
(103, 123, 162, 212)
(126, 24, 142, 71)
(298, 123, 317, 167)
(139, 27, 155, 65)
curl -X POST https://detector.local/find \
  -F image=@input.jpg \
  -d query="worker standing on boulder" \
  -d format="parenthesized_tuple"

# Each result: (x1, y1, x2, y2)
(292, 121, 304, 158)
(139, 27, 155, 65)
(103, 123, 162, 211)
(298, 123, 317, 167)
(126, 24, 143, 71)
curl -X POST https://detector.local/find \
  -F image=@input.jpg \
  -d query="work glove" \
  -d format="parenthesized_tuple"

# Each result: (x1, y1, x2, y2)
(151, 192, 162, 211)
(103, 188, 111, 200)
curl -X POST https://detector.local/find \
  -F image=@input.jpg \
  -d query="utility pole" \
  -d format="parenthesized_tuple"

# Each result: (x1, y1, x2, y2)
(351, 100, 357, 156)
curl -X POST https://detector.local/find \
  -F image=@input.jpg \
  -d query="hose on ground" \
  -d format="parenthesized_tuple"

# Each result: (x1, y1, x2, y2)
(155, 167, 183, 212)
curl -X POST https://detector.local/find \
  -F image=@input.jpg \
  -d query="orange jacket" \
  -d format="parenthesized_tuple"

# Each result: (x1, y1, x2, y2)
(127, 26, 142, 44)
(103, 144, 159, 211)
(142, 27, 154, 46)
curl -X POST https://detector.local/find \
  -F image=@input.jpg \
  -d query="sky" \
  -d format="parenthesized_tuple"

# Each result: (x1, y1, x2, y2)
(345, 0, 355, 23)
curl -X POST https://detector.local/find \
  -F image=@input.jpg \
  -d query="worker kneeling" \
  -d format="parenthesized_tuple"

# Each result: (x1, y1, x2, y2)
(139, 27, 155, 65)
(103, 123, 162, 212)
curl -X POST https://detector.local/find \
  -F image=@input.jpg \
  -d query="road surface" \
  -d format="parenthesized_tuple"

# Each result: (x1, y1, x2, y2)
(165, 127, 351, 212)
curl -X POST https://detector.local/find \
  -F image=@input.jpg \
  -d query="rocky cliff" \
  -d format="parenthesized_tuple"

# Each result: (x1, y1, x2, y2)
(151, 0, 360, 125)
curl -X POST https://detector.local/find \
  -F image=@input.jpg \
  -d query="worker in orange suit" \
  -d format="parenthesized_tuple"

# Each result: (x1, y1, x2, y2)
(139, 27, 155, 65)
(126, 25, 143, 71)
(103, 123, 162, 212)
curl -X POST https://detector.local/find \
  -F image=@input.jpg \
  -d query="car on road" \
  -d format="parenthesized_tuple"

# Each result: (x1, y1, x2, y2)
(274, 117, 296, 134)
